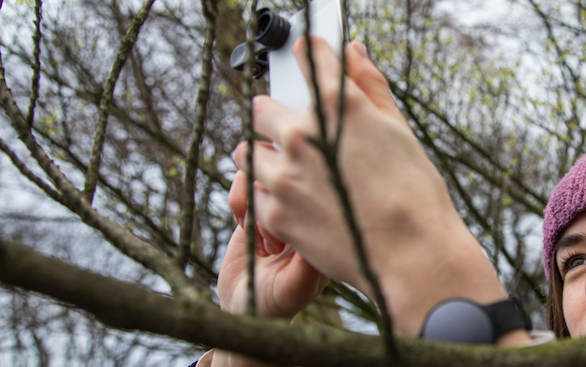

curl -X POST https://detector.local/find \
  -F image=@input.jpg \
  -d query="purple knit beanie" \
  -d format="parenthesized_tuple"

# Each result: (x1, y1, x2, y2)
(543, 155, 586, 279)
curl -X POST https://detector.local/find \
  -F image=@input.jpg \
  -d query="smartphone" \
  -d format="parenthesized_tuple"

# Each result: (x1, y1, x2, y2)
(269, 0, 345, 111)
(230, 0, 345, 111)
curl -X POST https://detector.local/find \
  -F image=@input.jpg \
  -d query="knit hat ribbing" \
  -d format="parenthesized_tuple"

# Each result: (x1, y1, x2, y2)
(543, 155, 586, 279)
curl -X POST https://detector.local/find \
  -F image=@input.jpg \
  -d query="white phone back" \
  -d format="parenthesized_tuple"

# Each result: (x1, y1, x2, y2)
(268, 0, 343, 111)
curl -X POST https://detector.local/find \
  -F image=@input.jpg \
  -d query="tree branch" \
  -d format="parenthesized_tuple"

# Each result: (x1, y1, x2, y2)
(334, 0, 348, 151)
(302, 0, 398, 360)
(32, 128, 176, 252)
(26, 0, 43, 128)
(176, 0, 218, 269)
(0, 138, 64, 206)
(2, 240, 586, 367)
(0, 53, 201, 303)
(83, 0, 156, 204)
(243, 0, 260, 317)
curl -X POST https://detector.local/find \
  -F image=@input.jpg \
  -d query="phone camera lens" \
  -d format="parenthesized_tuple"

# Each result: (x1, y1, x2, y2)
(255, 8, 290, 50)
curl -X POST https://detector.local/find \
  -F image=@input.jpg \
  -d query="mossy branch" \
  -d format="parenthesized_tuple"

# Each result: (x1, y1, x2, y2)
(2, 239, 586, 367)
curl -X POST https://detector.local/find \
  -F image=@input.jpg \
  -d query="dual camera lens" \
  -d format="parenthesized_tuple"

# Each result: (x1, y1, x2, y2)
(256, 8, 290, 50)
(229, 8, 291, 79)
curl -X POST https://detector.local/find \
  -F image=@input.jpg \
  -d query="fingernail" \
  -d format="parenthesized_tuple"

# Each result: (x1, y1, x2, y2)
(236, 216, 244, 227)
(354, 41, 369, 59)
(252, 95, 260, 108)
(292, 37, 306, 54)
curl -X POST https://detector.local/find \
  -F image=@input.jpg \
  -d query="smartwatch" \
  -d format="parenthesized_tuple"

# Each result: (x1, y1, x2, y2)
(420, 297, 532, 344)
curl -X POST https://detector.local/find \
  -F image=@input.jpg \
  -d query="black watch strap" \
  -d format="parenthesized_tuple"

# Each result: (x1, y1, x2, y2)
(420, 297, 531, 344)
(483, 296, 532, 338)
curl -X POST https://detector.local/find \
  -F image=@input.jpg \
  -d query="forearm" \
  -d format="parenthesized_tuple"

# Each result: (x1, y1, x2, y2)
(357, 210, 531, 346)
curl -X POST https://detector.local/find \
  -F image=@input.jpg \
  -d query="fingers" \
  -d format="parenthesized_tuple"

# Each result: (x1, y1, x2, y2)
(292, 36, 362, 117)
(252, 96, 296, 145)
(228, 170, 247, 226)
(287, 251, 324, 290)
(229, 170, 271, 258)
(292, 36, 341, 98)
(257, 223, 286, 255)
(345, 41, 408, 127)
(252, 95, 288, 145)
(275, 251, 328, 308)
(252, 95, 318, 156)
(231, 156, 287, 256)
(292, 36, 409, 131)
(233, 140, 282, 186)
(220, 226, 249, 278)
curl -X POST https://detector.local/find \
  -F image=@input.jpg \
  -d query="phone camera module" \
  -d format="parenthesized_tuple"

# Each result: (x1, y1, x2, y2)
(256, 8, 290, 50)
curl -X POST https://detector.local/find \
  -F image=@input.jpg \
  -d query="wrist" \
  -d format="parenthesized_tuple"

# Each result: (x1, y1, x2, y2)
(496, 329, 532, 347)
(372, 214, 509, 336)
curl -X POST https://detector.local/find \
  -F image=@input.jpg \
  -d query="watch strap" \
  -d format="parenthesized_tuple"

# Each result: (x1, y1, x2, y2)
(482, 296, 532, 338)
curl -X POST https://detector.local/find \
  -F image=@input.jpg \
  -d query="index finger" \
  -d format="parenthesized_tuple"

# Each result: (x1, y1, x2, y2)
(292, 36, 365, 118)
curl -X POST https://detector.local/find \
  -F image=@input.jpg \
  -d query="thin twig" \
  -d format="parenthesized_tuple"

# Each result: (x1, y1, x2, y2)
(83, 0, 156, 205)
(327, 281, 379, 322)
(334, 0, 348, 150)
(302, 0, 398, 360)
(312, 137, 399, 361)
(303, 2, 327, 141)
(175, 0, 218, 270)
(26, 0, 43, 128)
(0, 138, 64, 206)
(0, 213, 78, 222)
(243, 0, 259, 317)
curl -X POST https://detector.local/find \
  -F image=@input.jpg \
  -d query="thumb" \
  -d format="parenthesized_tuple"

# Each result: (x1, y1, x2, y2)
(345, 41, 408, 127)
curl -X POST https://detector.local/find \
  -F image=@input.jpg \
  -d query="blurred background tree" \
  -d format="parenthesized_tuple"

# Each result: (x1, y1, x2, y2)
(0, 0, 585, 365)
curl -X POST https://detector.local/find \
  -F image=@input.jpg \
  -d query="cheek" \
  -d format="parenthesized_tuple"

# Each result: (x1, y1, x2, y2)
(563, 281, 586, 337)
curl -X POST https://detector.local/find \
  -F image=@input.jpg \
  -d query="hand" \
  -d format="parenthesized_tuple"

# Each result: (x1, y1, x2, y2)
(217, 170, 328, 319)
(234, 38, 451, 292)
(233, 38, 512, 337)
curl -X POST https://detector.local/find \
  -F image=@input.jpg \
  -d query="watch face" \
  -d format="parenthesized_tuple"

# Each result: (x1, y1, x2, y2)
(421, 299, 494, 344)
